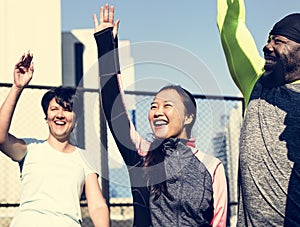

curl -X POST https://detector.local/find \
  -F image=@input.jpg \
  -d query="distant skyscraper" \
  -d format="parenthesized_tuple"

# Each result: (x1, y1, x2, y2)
(212, 126, 229, 176)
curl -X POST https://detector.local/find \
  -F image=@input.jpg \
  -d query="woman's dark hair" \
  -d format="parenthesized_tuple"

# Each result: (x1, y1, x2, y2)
(41, 86, 82, 120)
(144, 85, 197, 200)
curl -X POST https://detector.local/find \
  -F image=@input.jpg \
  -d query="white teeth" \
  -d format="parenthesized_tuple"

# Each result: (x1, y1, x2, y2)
(55, 121, 65, 125)
(154, 120, 167, 126)
(265, 59, 275, 64)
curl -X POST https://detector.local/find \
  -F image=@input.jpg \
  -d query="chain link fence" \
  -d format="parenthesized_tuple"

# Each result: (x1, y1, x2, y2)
(0, 84, 243, 227)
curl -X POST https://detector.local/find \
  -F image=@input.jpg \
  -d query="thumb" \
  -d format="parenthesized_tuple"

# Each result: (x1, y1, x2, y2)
(29, 62, 34, 75)
(113, 19, 120, 39)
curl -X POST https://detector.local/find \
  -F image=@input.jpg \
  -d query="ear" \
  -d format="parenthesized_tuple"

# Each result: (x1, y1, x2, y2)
(184, 114, 194, 125)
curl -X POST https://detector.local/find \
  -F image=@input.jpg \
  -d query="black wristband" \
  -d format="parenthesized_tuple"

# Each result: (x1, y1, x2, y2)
(94, 27, 120, 76)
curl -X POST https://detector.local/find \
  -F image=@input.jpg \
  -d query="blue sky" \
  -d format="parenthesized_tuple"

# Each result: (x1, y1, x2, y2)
(61, 0, 300, 96)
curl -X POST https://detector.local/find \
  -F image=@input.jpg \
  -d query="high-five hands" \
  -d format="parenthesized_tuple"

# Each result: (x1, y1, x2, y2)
(14, 51, 34, 89)
(93, 3, 120, 39)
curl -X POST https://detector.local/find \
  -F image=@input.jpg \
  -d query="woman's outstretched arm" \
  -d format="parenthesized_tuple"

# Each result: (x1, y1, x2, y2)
(94, 4, 147, 165)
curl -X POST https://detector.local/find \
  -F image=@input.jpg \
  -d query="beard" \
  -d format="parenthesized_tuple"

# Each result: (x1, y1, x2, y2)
(262, 42, 300, 87)
(261, 59, 286, 88)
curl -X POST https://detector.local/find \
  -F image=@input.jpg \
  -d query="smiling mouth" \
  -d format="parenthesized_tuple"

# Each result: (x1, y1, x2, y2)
(54, 121, 66, 125)
(264, 55, 277, 66)
(153, 120, 167, 127)
(264, 58, 277, 71)
(265, 59, 276, 65)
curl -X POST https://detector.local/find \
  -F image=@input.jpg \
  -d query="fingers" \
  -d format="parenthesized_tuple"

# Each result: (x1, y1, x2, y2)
(104, 4, 109, 22)
(93, 13, 99, 29)
(109, 5, 114, 24)
(94, 3, 119, 34)
(99, 6, 104, 24)
(29, 62, 34, 75)
(100, 3, 114, 23)
(15, 55, 24, 69)
(21, 52, 33, 68)
(26, 51, 34, 73)
(15, 51, 33, 73)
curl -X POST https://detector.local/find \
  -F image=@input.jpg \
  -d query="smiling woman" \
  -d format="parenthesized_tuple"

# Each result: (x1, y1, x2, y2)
(94, 3, 228, 227)
(41, 87, 79, 146)
(148, 85, 196, 139)
(0, 53, 109, 227)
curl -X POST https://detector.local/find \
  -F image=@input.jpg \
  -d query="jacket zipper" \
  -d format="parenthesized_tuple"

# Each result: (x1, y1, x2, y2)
(176, 148, 183, 227)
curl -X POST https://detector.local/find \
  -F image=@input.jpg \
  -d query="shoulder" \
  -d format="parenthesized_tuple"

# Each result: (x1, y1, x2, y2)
(23, 138, 45, 146)
(76, 147, 100, 175)
(21, 138, 46, 155)
(193, 149, 223, 177)
(18, 139, 46, 170)
(193, 149, 222, 168)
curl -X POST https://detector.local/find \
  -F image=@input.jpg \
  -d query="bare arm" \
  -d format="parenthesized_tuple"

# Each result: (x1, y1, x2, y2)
(85, 173, 110, 227)
(216, 0, 265, 106)
(0, 52, 34, 161)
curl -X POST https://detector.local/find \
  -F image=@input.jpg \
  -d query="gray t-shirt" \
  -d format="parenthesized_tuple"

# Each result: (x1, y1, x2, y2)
(237, 79, 300, 226)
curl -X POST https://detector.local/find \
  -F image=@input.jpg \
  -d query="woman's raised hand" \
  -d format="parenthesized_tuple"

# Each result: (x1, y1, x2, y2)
(14, 51, 34, 89)
(93, 3, 120, 39)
